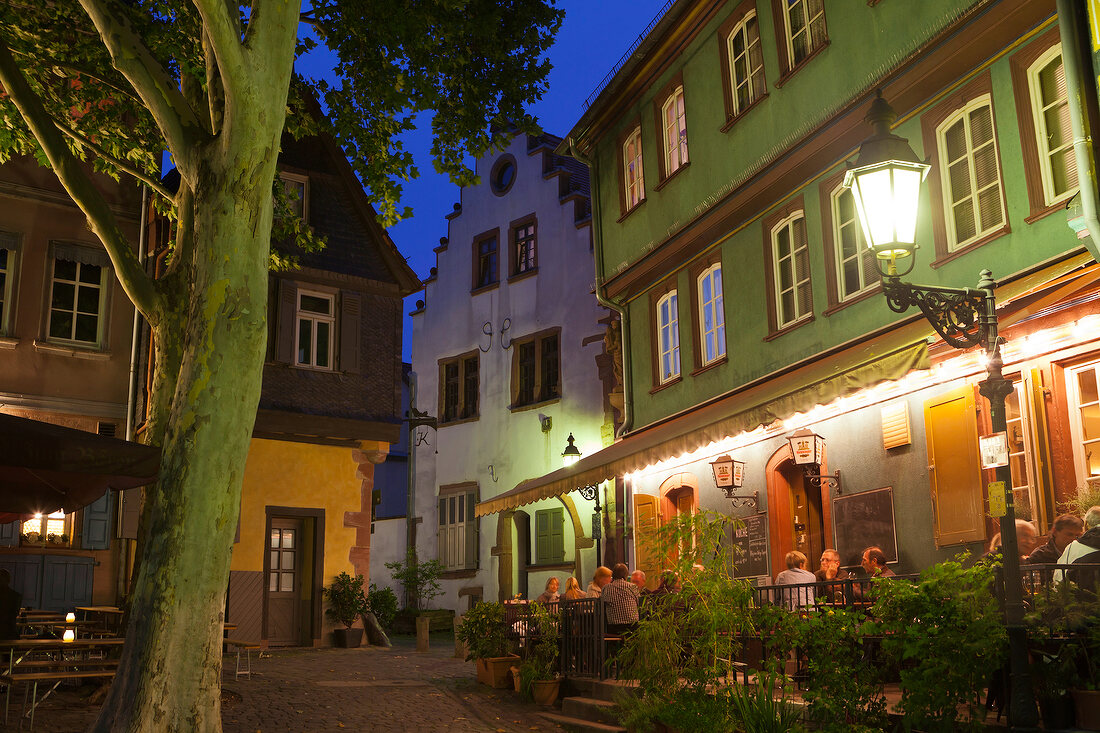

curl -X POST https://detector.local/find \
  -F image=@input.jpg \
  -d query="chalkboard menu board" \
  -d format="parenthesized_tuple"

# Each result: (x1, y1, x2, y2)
(832, 487, 898, 568)
(731, 513, 770, 579)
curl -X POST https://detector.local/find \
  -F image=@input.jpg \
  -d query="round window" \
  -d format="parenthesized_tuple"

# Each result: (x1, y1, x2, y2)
(490, 156, 516, 195)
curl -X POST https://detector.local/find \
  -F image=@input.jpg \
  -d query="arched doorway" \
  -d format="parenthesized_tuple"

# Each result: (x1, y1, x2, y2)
(764, 445, 833, 579)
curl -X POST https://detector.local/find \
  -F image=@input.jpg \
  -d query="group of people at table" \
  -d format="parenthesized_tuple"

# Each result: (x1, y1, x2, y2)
(529, 563, 673, 636)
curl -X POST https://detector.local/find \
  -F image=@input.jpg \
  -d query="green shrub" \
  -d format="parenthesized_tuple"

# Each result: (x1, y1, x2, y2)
(456, 601, 512, 660)
(366, 583, 398, 630)
(322, 571, 369, 629)
(385, 548, 443, 611)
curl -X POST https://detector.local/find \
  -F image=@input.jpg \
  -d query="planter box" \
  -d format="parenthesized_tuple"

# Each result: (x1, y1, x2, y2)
(476, 655, 519, 688)
(1074, 689, 1100, 731)
(333, 627, 364, 648)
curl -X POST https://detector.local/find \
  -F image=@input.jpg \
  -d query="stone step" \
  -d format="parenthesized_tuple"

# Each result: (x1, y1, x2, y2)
(590, 678, 640, 703)
(561, 696, 620, 727)
(539, 711, 627, 733)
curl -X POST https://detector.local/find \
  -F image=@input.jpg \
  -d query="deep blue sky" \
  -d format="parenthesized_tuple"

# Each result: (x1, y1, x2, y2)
(303, 2, 669, 359)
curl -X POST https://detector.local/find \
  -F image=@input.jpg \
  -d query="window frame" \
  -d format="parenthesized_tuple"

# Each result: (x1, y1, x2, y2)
(652, 74, 689, 184)
(618, 122, 646, 217)
(438, 483, 479, 572)
(0, 232, 20, 338)
(771, 0, 828, 85)
(510, 327, 561, 410)
(819, 172, 880, 312)
(508, 214, 538, 281)
(438, 350, 480, 425)
(294, 288, 336, 371)
(920, 71, 1010, 266)
(1010, 28, 1077, 222)
(1065, 359, 1100, 490)
(20, 510, 71, 547)
(762, 199, 814, 336)
(650, 280, 681, 389)
(718, 1, 768, 129)
(690, 258, 727, 370)
(279, 171, 310, 223)
(471, 228, 500, 293)
(46, 243, 110, 349)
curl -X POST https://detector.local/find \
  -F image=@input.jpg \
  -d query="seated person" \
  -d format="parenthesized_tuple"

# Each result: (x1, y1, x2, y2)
(774, 550, 816, 610)
(861, 546, 895, 578)
(587, 566, 612, 598)
(814, 548, 851, 603)
(535, 576, 560, 604)
(1027, 514, 1084, 564)
(562, 577, 586, 601)
(601, 563, 640, 635)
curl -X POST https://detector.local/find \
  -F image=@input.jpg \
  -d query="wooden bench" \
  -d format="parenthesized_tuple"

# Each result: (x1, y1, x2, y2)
(2, 667, 116, 731)
(224, 638, 261, 680)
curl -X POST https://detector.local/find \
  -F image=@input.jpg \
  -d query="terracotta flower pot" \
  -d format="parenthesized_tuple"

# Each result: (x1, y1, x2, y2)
(1074, 689, 1100, 731)
(532, 678, 561, 706)
(476, 655, 519, 688)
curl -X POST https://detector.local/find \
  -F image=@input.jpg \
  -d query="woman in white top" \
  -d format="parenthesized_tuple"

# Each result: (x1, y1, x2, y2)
(774, 550, 816, 610)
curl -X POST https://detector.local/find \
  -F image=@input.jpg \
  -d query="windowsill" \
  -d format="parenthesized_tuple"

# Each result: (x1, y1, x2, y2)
(764, 314, 815, 342)
(440, 569, 478, 580)
(930, 225, 1009, 269)
(33, 340, 110, 360)
(438, 415, 480, 428)
(691, 355, 728, 377)
(774, 41, 830, 89)
(1024, 197, 1075, 225)
(617, 198, 647, 224)
(507, 268, 538, 284)
(0, 336, 17, 350)
(470, 282, 500, 296)
(650, 375, 682, 395)
(291, 363, 336, 373)
(654, 162, 690, 192)
(525, 561, 573, 572)
(720, 94, 769, 133)
(823, 285, 882, 317)
(509, 396, 560, 413)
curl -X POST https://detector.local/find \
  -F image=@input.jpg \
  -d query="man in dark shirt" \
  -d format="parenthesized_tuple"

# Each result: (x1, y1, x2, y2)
(601, 563, 639, 635)
(1026, 514, 1084, 564)
(815, 548, 851, 603)
(0, 568, 22, 640)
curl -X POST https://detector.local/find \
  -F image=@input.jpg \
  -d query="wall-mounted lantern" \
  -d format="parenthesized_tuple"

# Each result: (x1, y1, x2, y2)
(786, 428, 843, 493)
(562, 433, 582, 467)
(709, 454, 757, 508)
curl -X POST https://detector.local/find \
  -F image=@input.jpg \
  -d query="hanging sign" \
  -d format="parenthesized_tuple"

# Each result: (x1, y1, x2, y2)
(988, 481, 1007, 518)
(979, 432, 1009, 469)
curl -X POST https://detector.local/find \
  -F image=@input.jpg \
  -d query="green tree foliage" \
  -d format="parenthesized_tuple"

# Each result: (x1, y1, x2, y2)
(0, 2, 561, 729)
(385, 548, 444, 611)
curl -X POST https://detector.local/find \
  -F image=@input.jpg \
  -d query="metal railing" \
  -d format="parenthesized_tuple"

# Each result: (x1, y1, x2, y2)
(560, 597, 609, 679)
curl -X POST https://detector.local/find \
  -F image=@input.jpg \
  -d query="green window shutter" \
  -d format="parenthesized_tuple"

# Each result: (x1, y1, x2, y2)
(536, 510, 551, 564)
(81, 491, 113, 550)
(551, 509, 564, 562)
(0, 520, 19, 546)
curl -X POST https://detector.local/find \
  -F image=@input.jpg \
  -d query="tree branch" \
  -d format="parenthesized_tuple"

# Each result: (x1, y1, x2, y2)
(0, 37, 160, 319)
(7, 48, 139, 104)
(53, 120, 173, 200)
(191, 0, 244, 109)
(77, 0, 209, 170)
(163, 184, 194, 282)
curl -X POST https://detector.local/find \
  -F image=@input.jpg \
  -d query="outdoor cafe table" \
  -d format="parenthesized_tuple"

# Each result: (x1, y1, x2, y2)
(76, 605, 124, 634)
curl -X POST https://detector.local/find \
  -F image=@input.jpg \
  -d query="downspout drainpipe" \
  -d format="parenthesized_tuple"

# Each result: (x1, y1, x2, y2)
(1058, 0, 1100, 261)
(568, 136, 633, 565)
(405, 370, 418, 610)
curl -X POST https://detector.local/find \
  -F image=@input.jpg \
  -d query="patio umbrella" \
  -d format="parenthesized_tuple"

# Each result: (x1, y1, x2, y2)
(0, 413, 160, 515)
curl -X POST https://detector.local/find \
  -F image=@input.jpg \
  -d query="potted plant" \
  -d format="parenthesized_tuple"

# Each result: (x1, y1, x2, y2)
(517, 602, 561, 706)
(456, 601, 517, 688)
(323, 571, 369, 648)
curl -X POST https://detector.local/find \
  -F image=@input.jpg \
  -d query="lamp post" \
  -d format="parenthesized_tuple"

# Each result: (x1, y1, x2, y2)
(844, 91, 1037, 729)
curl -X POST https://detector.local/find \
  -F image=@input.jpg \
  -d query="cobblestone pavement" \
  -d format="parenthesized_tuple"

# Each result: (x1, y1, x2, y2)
(1, 637, 565, 732)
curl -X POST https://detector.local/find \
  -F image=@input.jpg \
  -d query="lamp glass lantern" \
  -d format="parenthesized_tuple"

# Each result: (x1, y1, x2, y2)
(841, 91, 929, 270)
(709, 454, 745, 489)
(788, 428, 826, 466)
(562, 433, 582, 467)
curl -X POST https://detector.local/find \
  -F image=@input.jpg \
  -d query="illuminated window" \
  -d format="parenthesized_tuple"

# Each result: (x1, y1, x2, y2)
(771, 212, 812, 327)
(661, 86, 689, 175)
(727, 11, 765, 116)
(781, 0, 826, 70)
(936, 96, 1005, 251)
(830, 184, 878, 301)
(1028, 46, 1077, 206)
(1067, 360, 1100, 487)
(295, 290, 334, 369)
(697, 265, 725, 365)
(656, 290, 680, 384)
(22, 510, 67, 543)
(623, 127, 645, 210)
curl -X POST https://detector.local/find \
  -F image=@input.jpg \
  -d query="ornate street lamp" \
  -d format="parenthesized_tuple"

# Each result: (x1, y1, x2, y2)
(562, 433, 582, 467)
(709, 454, 757, 508)
(844, 91, 1037, 728)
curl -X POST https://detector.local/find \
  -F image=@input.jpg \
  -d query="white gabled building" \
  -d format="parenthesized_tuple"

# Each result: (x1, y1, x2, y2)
(405, 132, 615, 611)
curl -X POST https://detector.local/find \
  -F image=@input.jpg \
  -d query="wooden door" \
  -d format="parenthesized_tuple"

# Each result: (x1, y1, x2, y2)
(767, 459, 825, 578)
(633, 494, 660, 590)
(267, 518, 302, 645)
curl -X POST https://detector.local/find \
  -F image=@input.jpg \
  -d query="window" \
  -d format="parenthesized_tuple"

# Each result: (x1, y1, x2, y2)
(535, 509, 565, 564)
(512, 330, 560, 408)
(279, 172, 309, 221)
(770, 212, 812, 328)
(697, 264, 726, 365)
(510, 216, 537, 277)
(830, 184, 878, 301)
(0, 233, 16, 336)
(490, 155, 517, 196)
(656, 290, 680, 384)
(21, 510, 68, 544)
(1006, 381, 1039, 521)
(473, 230, 499, 290)
(774, 0, 827, 77)
(48, 248, 108, 347)
(661, 86, 689, 176)
(936, 96, 1005, 252)
(439, 352, 479, 424)
(1067, 361, 1100, 488)
(438, 485, 477, 571)
(621, 126, 645, 212)
(295, 290, 334, 369)
(1030, 47, 1077, 206)
(721, 6, 766, 122)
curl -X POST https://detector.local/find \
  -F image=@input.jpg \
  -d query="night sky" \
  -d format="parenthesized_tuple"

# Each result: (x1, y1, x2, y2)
(300, 1, 670, 359)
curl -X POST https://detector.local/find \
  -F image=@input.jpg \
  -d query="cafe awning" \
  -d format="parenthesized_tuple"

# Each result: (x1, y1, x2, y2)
(475, 251, 1098, 519)
(476, 339, 929, 517)
(0, 413, 161, 516)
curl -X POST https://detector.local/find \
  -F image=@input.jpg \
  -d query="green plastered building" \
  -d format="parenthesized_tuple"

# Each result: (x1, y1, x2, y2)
(498, 0, 1100, 581)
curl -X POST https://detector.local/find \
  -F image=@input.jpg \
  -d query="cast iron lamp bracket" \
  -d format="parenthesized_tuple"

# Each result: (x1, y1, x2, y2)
(801, 467, 843, 494)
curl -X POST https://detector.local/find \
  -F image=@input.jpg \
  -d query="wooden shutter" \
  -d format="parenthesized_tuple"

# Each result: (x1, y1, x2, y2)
(536, 510, 551, 564)
(633, 494, 660, 588)
(551, 509, 564, 562)
(339, 291, 361, 374)
(465, 493, 478, 569)
(41, 556, 94, 611)
(81, 491, 113, 550)
(924, 385, 985, 546)
(1025, 368, 1055, 531)
(0, 520, 19, 546)
(117, 488, 141, 539)
(275, 278, 297, 363)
